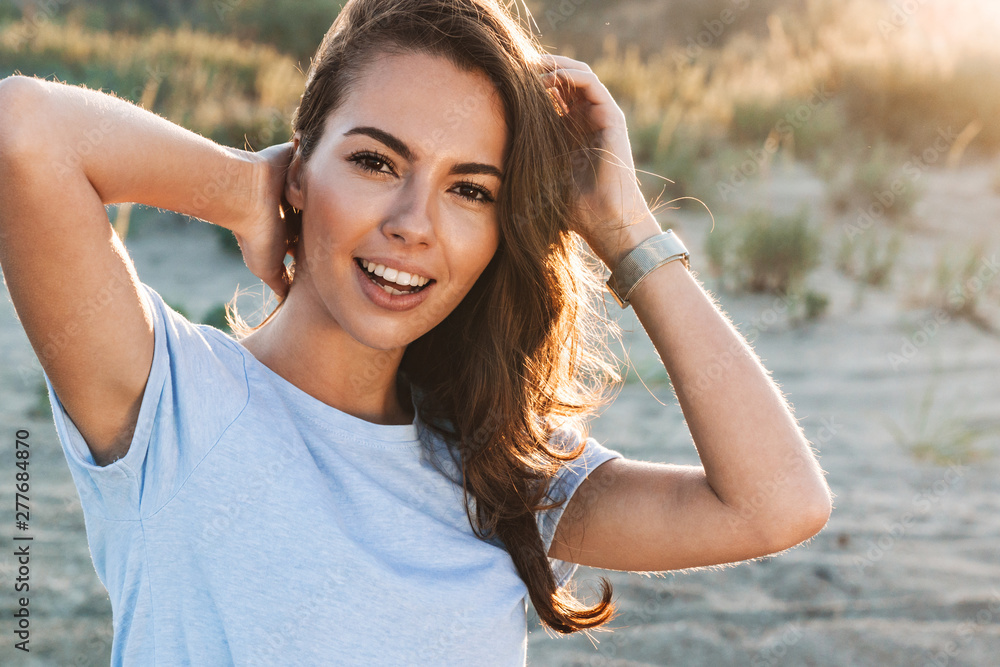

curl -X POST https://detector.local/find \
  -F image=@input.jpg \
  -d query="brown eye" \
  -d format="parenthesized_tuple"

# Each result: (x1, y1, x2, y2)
(452, 181, 494, 204)
(348, 150, 395, 175)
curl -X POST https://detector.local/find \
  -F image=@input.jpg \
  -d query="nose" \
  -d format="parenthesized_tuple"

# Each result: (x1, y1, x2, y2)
(380, 177, 435, 247)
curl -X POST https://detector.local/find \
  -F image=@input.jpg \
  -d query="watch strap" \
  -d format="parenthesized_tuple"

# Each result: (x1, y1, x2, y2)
(606, 230, 690, 308)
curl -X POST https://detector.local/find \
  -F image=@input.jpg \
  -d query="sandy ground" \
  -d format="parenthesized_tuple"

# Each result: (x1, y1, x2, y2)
(2, 160, 999, 666)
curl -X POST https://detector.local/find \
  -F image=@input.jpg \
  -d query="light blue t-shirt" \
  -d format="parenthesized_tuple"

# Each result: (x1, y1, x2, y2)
(44, 281, 624, 666)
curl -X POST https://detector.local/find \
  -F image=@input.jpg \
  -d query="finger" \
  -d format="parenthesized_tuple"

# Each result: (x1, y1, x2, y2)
(539, 68, 624, 128)
(540, 68, 609, 106)
(538, 53, 593, 74)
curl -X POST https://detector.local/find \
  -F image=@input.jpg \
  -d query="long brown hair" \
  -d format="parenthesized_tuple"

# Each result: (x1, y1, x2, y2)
(232, 0, 623, 634)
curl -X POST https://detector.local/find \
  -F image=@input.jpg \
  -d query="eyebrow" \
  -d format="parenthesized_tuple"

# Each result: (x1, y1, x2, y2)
(342, 126, 503, 180)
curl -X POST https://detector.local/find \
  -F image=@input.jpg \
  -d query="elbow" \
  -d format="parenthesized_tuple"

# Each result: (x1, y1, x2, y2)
(795, 490, 833, 542)
(0, 75, 47, 160)
(762, 487, 833, 554)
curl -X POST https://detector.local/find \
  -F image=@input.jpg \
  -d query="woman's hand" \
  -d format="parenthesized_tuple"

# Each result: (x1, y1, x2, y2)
(235, 141, 296, 300)
(539, 54, 661, 267)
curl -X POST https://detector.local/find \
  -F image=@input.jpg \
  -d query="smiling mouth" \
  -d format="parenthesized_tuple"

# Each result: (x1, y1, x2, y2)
(356, 258, 434, 296)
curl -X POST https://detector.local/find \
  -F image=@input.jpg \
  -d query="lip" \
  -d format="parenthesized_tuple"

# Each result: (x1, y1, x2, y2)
(354, 258, 436, 312)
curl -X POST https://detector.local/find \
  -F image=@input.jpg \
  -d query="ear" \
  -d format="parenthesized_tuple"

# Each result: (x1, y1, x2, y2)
(285, 131, 306, 210)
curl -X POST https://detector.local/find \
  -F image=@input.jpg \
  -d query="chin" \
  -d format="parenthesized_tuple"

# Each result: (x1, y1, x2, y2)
(340, 315, 431, 352)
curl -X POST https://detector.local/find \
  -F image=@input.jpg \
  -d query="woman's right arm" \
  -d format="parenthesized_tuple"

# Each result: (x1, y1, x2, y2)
(0, 75, 284, 467)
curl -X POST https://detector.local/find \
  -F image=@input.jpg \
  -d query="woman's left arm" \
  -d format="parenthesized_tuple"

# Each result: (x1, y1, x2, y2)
(540, 55, 832, 572)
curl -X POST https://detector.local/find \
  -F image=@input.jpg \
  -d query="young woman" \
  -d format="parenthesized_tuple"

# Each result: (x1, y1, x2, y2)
(0, 0, 831, 664)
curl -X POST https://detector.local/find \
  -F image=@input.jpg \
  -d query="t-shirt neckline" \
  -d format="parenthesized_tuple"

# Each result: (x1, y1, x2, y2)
(233, 338, 422, 447)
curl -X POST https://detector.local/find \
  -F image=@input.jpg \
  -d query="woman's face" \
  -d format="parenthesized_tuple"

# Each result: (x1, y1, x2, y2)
(285, 50, 507, 351)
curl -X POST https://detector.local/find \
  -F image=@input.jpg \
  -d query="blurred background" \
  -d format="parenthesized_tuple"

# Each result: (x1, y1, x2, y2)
(1, 0, 1000, 664)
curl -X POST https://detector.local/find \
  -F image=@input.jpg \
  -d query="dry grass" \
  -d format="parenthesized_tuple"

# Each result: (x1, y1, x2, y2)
(836, 228, 905, 288)
(704, 207, 822, 295)
(583, 0, 1000, 183)
(927, 242, 1000, 335)
(4, 1, 998, 160)
(0, 19, 304, 148)
(880, 372, 1000, 465)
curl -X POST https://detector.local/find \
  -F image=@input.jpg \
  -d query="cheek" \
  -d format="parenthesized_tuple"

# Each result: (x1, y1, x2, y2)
(303, 183, 377, 260)
(450, 220, 500, 285)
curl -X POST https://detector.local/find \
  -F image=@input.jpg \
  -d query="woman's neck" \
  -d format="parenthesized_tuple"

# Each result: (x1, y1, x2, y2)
(239, 287, 413, 426)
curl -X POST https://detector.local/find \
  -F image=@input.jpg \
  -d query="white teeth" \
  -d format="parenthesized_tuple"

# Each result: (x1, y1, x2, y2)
(379, 284, 405, 296)
(360, 259, 430, 289)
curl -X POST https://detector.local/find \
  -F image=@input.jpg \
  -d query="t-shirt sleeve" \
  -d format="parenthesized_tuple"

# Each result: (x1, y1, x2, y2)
(43, 281, 250, 520)
(536, 427, 624, 589)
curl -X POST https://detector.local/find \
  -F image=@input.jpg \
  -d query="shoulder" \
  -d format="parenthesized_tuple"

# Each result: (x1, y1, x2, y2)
(138, 281, 248, 370)
(542, 424, 624, 498)
(135, 281, 251, 429)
